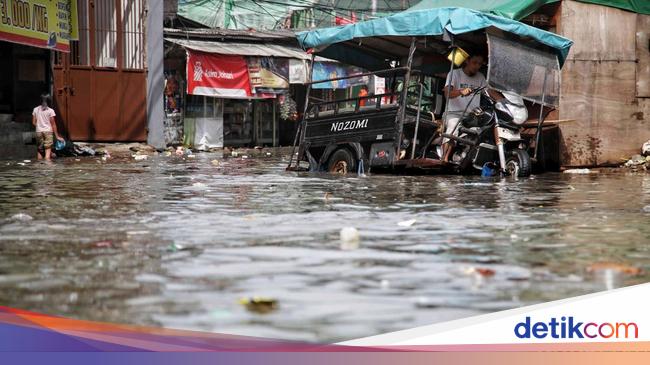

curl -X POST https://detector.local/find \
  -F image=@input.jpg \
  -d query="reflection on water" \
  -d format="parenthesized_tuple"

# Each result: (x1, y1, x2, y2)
(0, 153, 649, 342)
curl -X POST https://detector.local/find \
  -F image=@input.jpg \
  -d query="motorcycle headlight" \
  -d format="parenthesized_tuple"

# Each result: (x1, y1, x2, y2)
(511, 108, 528, 125)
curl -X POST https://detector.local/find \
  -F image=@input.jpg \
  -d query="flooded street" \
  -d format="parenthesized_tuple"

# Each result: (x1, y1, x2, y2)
(1, 151, 649, 343)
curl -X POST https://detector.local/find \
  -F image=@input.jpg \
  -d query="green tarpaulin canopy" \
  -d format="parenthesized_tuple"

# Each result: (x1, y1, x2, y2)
(297, 7, 574, 67)
(177, 0, 409, 30)
(408, 0, 650, 18)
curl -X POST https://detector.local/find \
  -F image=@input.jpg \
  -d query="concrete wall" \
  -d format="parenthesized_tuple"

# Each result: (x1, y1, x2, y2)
(0, 122, 34, 160)
(146, 0, 166, 149)
(557, 0, 650, 166)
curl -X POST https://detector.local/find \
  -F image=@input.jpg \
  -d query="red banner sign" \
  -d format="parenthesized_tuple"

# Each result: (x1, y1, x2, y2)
(335, 12, 357, 25)
(186, 51, 251, 98)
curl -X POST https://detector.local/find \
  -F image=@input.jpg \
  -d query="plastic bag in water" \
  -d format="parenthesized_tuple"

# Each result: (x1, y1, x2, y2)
(54, 139, 66, 151)
(481, 162, 497, 177)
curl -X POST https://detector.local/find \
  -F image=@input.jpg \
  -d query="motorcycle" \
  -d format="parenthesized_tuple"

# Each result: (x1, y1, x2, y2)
(444, 87, 532, 177)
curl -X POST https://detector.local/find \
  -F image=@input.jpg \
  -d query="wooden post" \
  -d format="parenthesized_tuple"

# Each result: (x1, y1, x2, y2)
(411, 80, 424, 160)
(394, 37, 417, 164)
(533, 73, 548, 163)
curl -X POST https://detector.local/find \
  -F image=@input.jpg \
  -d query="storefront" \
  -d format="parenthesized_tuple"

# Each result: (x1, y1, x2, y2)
(0, 1, 78, 158)
(0, 42, 51, 123)
(0, 0, 77, 120)
(163, 34, 313, 149)
(162, 29, 383, 149)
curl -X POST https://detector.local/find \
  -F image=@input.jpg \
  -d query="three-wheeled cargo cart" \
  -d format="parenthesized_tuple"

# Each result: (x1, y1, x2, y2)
(286, 7, 573, 177)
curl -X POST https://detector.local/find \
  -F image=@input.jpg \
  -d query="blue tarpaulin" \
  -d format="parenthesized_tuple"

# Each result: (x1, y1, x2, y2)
(297, 7, 574, 68)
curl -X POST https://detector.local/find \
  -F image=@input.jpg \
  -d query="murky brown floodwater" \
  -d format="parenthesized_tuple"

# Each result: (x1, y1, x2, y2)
(1, 151, 649, 342)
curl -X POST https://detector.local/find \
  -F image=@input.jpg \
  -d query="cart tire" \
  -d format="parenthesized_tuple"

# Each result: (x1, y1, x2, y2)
(506, 149, 532, 177)
(327, 149, 357, 175)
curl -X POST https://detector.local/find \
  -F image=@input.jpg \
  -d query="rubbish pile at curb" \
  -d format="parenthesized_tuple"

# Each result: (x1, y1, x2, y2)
(622, 140, 650, 171)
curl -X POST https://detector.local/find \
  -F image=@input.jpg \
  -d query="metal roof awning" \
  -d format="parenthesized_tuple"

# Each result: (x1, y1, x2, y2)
(165, 38, 312, 60)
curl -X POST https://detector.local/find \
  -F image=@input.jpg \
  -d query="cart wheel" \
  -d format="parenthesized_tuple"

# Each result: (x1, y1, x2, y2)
(327, 149, 357, 175)
(506, 149, 531, 177)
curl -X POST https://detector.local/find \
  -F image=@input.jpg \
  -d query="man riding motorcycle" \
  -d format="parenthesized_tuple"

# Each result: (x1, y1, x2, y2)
(442, 53, 504, 162)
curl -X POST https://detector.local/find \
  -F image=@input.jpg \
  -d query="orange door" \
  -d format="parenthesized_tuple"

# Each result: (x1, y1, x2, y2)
(51, 0, 147, 142)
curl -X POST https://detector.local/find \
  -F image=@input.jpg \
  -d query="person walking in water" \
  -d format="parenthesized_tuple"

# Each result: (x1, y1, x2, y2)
(32, 94, 64, 161)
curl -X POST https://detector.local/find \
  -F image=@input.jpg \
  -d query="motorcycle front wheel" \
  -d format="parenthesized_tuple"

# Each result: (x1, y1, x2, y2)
(505, 149, 532, 177)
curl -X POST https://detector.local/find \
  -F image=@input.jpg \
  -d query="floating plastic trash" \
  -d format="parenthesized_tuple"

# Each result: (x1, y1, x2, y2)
(10, 213, 33, 221)
(239, 297, 278, 314)
(563, 168, 591, 174)
(397, 219, 416, 227)
(340, 227, 360, 250)
(481, 162, 497, 177)
(166, 243, 185, 252)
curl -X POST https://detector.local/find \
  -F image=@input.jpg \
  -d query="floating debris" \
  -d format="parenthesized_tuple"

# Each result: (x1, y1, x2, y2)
(93, 240, 113, 248)
(563, 168, 591, 174)
(463, 266, 496, 277)
(187, 154, 196, 159)
(397, 219, 417, 227)
(239, 297, 278, 314)
(211, 159, 220, 166)
(340, 227, 360, 250)
(166, 243, 186, 252)
(587, 262, 642, 276)
(475, 268, 496, 277)
(129, 144, 155, 153)
(126, 230, 149, 236)
(133, 154, 148, 161)
(623, 155, 647, 168)
(415, 297, 444, 309)
(587, 262, 642, 290)
(10, 213, 33, 222)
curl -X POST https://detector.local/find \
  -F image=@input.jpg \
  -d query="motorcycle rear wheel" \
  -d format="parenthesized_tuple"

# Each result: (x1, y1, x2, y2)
(505, 149, 532, 177)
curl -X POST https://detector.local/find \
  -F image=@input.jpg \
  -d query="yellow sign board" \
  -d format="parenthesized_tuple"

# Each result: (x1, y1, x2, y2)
(0, 0, 78, 52)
